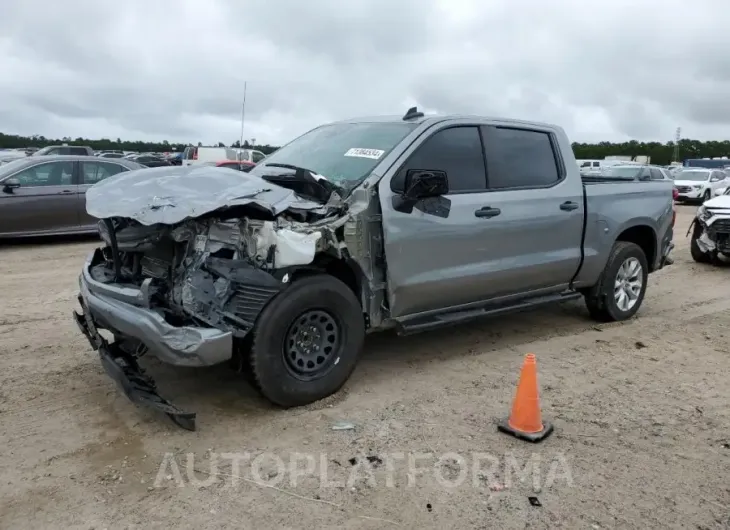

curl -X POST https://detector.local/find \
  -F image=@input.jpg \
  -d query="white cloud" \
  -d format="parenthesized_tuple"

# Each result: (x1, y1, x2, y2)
(0, 0, 728, 146)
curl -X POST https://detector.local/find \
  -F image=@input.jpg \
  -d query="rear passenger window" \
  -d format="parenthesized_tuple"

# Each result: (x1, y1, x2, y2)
(81, 162, 126, 184)
(649, 168, 664, 180)
(483, 127, 560, 189)
(397, 126, 487, 192)
(69, 147, 88, 155)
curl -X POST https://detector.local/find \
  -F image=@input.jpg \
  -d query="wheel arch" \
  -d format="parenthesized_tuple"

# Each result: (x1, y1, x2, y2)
(615, 224, 657, 271)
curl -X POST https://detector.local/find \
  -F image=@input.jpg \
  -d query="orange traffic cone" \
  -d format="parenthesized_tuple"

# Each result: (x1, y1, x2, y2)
(498, 353, 554, 443)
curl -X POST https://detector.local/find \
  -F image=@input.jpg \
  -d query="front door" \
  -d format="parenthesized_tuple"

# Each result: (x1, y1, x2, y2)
(379, 124, 498, 317)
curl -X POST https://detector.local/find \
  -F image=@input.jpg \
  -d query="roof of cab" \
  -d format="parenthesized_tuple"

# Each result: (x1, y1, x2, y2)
(330, 112, 561, 131)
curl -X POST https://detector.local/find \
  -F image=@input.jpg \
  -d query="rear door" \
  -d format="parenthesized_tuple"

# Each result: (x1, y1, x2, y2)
(0, 160, 79, 236)
(478, 125, 584, 295)
(78, 161, 130, 227)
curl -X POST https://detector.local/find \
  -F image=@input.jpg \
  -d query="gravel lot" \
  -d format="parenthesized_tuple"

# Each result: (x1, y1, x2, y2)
(1, 205, 729, 529)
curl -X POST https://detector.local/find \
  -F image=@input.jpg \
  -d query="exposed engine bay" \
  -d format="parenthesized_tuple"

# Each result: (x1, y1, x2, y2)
(92, 210, 343, 338)
(81, 163, 380, 340)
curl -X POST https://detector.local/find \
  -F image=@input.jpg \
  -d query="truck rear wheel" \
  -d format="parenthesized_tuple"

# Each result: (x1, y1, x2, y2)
(584, 241, 648, 322)
(248, 275, 365, 407)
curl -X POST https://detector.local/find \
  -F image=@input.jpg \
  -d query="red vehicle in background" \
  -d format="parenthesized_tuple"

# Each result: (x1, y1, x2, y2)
(202, 160, 256, 172)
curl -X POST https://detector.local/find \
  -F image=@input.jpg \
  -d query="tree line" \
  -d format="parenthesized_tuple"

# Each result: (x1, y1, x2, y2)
(2, 132, 730, 165)
(0, 133, 279, 155)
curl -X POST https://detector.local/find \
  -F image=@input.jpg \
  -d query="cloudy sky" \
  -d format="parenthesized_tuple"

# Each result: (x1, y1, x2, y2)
(0, 0, 728, 147)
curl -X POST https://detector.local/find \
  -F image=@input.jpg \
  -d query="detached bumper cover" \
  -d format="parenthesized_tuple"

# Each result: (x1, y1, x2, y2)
(74, 298, 196, 430)
(78, 250, 232, 367)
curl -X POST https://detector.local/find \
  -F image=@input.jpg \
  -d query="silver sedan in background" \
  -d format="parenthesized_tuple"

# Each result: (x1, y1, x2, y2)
(0, 155, 144, 239)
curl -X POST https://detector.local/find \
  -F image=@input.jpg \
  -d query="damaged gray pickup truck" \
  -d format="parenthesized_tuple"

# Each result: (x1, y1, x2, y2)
(74, 108, 675, 430)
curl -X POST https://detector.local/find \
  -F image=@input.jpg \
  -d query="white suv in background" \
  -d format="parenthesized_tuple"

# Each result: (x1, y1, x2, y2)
(673, 168, 729, 203)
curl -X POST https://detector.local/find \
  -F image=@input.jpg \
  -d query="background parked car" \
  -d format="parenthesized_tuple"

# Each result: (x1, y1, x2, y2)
(673, 168, 729, 203)
(0, 155, 145, 238)
(165, 152, 183, 166)
(0, 149, 27, 165)
(599, 164, 674, 180)
(127, 154, 171, 167)
(181, 146, 240, 166)
(33, 145, 95, 156)
(200, 160, 256, 172)
(234, 148, 267, 164)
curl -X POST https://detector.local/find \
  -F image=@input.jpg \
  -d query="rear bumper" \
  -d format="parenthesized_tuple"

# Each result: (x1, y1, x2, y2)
(77, 249, 232, 367)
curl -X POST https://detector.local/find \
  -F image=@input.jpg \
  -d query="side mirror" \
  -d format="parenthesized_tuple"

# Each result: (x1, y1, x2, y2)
(402, 169, 449, 199)
(2, 176, 20, 192)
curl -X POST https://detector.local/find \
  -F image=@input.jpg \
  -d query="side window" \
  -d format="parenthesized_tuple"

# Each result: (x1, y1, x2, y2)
(394, 126, 487, 193)
(69, 147, 88, 155)
(482, 127, 561, 189)
(81, 162, 126, 184)
(251, 151, 266, 163)
(592, 161, 600, 168)
(649, 168, 664, 180)
(13, 162, 74, 187)
(183, 147, 193, 160)
(579, 161, 590, 168)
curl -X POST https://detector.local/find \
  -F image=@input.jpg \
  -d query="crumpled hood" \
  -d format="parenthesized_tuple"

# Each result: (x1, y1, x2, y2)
(704, 194, 730, 209)
(85, 165, 324, 225)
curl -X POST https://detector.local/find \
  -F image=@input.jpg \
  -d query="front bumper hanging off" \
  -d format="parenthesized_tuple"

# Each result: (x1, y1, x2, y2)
(74, 295, 197, 431)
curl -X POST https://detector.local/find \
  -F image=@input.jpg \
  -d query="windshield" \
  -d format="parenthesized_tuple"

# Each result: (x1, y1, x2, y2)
(249, 121, 418, 193)
(601, 166, 643, 178)
(677, 170, 710, 181)
(33, 146, 56, 155)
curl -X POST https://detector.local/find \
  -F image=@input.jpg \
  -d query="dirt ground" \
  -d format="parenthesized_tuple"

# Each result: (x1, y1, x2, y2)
(1, 205, 729, 529)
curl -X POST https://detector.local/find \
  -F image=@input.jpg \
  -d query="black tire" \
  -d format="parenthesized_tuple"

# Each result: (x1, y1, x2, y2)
(690, 222, 712, 264)
(248, 275, 365, 407)
(703, 190, 711, 203)
(584, 241, 649, 322)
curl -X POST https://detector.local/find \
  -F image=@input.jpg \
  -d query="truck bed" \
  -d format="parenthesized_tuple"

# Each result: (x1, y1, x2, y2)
(574, 178, 674, 288)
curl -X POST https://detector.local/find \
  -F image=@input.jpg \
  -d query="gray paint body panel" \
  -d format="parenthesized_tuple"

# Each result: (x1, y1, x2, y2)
(352, 116, 673, 321)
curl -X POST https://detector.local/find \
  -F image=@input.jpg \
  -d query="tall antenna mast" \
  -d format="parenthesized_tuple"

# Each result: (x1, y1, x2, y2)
(673, 127, 681, 163)
(239, 81, 247, 152)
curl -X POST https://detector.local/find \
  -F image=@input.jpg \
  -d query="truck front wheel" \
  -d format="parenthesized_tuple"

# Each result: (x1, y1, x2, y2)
(248, 275, 365, 407)
(584, 241, 649, 322)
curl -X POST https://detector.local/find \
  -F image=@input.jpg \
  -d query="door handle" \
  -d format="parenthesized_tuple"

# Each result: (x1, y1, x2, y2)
(560, 201, 579, 211)
(59, 189, 74, 194)
(474, 206, 501, 218)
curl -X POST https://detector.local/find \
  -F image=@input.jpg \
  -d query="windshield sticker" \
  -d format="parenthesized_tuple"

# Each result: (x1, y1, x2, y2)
(344, 148, 385, 160)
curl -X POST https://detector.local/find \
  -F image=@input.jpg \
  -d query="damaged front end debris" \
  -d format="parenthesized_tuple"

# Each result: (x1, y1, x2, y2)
(76, 165, 355, 430)
(74, 296, 197, 430)
(688, 201, 730, 264)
